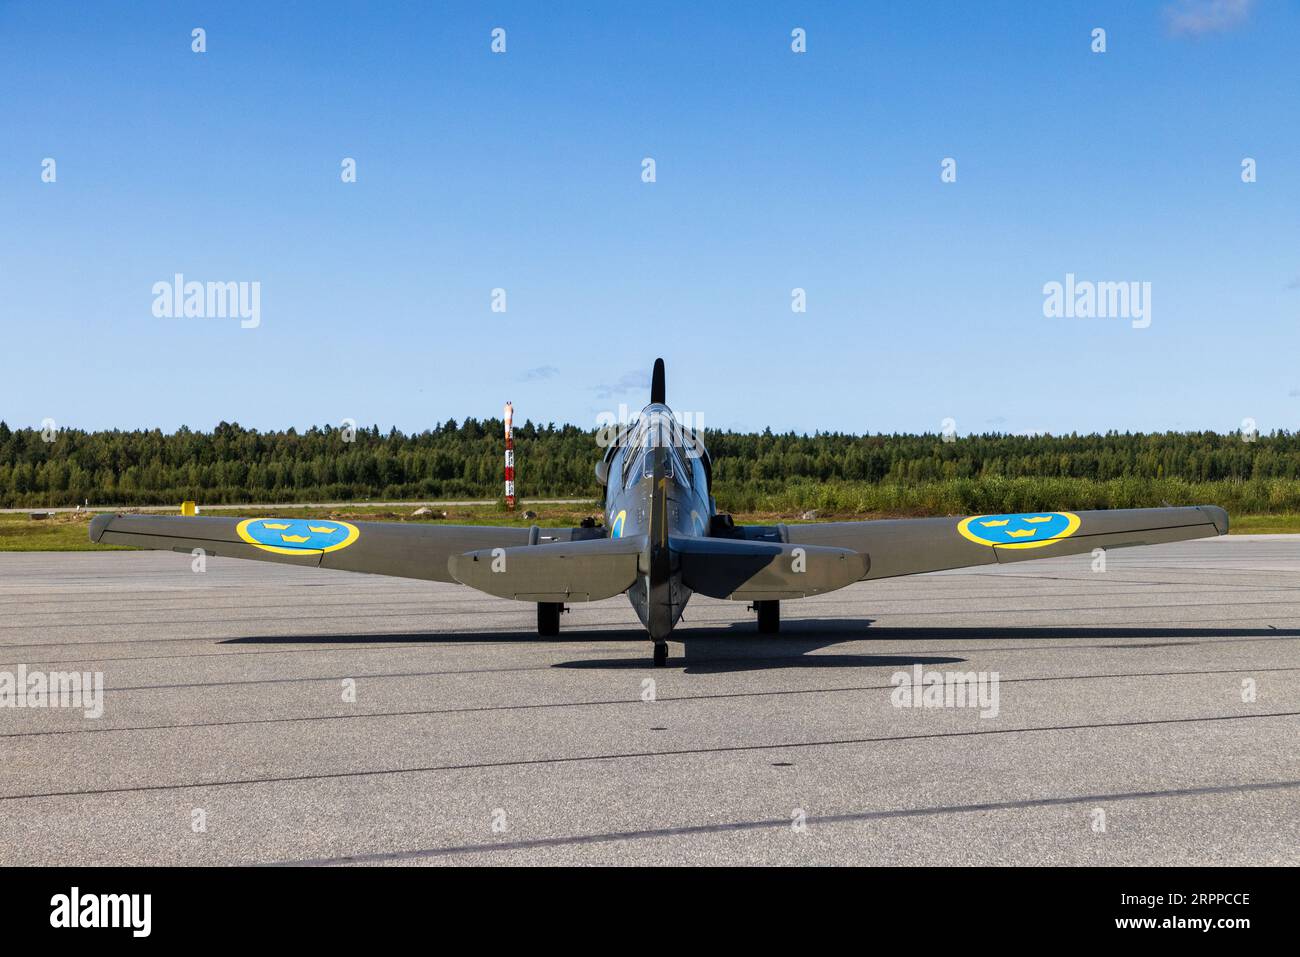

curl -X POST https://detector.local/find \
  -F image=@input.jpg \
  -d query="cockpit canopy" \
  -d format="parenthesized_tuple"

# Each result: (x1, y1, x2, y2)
(596, 404, 711, 492)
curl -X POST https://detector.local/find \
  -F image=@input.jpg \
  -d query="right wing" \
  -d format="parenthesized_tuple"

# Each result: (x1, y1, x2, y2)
(672, 536, 868, 601)
(736, 505, 1228, 581)
(89, 513, 601, 583)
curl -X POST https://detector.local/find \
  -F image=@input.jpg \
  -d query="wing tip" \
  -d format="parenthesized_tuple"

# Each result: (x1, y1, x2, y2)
(88, 513, 116, 543)
(1197, 505, 1229, 535)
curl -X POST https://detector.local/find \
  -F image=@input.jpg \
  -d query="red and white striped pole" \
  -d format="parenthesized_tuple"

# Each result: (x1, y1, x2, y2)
(504, 401, 515, 510)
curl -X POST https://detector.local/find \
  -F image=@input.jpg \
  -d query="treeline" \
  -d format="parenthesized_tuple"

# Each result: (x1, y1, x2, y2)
(3, 419, 1300, 513)
(0, 419, 594, 507)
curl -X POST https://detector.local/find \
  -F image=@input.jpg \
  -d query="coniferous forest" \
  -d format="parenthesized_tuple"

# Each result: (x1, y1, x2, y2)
(4, 419, 1300, 515)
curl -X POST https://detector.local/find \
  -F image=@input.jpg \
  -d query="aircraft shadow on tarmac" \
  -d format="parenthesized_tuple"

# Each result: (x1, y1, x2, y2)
(546, 618, 958, 672)
(220, 620, 1300, 673)
(216, 618, 960, 672)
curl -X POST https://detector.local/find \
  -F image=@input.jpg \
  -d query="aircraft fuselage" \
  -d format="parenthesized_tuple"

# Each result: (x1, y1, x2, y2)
(600, 403, 713, 642)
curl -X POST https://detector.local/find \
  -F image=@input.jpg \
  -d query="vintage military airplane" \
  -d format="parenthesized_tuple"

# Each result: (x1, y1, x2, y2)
(90, 359, 1229, 666)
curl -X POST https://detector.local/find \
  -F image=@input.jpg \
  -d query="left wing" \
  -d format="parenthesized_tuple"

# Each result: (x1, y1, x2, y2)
(449, 536, 645, 602)
(89, 513, 599, 583)
(728, 505, 1228, 582)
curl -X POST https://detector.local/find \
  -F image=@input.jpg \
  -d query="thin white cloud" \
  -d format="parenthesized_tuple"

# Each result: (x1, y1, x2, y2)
(593, 371, 651, 400)
(517, 365, 560, 382)
(1165, 0, 1254, 37)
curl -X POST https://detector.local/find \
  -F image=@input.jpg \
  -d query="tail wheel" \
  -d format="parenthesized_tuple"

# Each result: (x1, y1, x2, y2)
(537, 602, 562, 637)
(756, 600, 780, 634)
(653, 642, 669, 667)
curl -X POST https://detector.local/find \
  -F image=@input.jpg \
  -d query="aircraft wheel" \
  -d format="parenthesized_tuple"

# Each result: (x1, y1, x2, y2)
(756, 600, 780, 634)
(653, 642, 669, 667)
(537, 602, 562, 637)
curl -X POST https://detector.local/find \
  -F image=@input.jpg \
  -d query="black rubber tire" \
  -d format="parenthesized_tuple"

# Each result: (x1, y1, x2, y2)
(653, 643, 669, 667)
(537, 602, 561, 637)
(756, 600, 780, 634)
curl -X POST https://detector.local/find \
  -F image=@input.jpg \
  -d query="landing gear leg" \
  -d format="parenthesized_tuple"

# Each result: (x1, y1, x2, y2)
(537, 602, 563, 637)
(653, 642, 669, 667)
(756, 600, 780, 635)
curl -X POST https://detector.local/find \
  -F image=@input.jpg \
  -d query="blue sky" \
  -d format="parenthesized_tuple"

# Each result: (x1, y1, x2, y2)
(1, 0, 1296, 436)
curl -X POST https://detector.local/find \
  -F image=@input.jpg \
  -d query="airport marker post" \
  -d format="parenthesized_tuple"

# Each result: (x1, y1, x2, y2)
(504, 401, 515, 510)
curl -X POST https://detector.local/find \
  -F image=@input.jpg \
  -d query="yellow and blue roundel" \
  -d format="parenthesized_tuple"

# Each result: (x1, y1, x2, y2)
(236, 518, 360, 555)
(610, 509, 627, 539)
(957, 511, 1080, 550)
